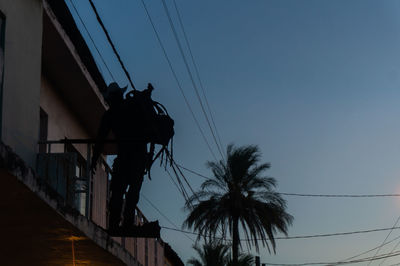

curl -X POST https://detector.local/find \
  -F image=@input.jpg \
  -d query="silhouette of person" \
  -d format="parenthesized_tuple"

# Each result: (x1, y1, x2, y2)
(91, 82, 152, 231)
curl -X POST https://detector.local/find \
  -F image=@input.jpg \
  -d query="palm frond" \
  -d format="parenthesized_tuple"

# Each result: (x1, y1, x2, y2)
(184, 144, 293, 261)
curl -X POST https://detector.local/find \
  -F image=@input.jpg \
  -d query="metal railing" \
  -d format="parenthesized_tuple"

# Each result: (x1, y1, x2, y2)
(37, 138, 111, 218)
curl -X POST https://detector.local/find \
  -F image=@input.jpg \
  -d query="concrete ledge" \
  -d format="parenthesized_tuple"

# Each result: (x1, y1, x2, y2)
(0, 141, 138, 265)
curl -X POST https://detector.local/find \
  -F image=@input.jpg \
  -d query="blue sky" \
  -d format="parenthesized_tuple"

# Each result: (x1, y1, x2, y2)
(67, 0, 400, 264)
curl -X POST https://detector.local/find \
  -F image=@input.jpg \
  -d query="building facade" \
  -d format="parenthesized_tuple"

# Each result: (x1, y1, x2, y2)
(0, 0, 183, 265)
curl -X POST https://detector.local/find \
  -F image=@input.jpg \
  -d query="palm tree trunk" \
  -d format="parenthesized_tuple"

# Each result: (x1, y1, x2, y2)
(232, 216, 239, 265)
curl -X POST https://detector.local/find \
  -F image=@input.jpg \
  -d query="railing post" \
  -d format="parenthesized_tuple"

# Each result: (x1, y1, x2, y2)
(86, 143, 92, 219)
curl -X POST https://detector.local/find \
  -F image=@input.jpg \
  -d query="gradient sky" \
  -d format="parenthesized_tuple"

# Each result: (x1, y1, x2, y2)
(66, 0, 400, 264)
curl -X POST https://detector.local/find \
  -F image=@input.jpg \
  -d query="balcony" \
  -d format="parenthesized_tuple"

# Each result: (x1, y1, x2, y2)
(36, 139, 109, 218)
(0, 140, 137, 265)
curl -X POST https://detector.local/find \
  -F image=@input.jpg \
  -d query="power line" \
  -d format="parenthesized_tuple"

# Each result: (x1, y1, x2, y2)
(139, 0, 218, 162)
(160, 0, 225, 160)
(166, 168, 190, 202)
(165, 153, 229, 240)
(161, 226, 400, 265)
(161, 225, 400, 241)
(140, 193, 195, 243)
(326, 235, 400, 265)
(176, 163, 400, 198)
(367, 215, 400, 266)
(170, 159, 197, 196)
(262, 250, 400, 266)
(176, 163, 209, 179)
(168, 0, 225, 158)
(279, 193, 400, 198)
(68, 0, 115, 81)
(378, 234, 400, 266)
(171, 0, 224, 155)
(88, 0, 136, 90)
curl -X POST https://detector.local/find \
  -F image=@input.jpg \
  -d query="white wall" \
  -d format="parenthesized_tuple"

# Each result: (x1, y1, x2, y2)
(0, 0, 43, 167)
(40, 75, 90, 158)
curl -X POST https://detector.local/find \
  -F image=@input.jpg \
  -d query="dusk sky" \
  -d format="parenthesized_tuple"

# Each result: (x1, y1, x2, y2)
(67, 0, 400, 264)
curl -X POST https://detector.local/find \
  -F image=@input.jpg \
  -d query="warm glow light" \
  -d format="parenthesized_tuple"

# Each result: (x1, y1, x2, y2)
(65, 235, 86, 266)
(66, 235, 86, 241)
(72, 238, 76, 266)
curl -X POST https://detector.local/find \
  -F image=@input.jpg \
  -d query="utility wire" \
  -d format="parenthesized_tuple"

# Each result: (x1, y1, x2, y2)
(140, 193, 195, 243)
(171, 160, 197, 196)
(161, 226, 400, 241)
(367, 215, 400, 266)
(139, 0, 218, 162)
(166, 168, 190, 202)
(279, 193, 400, 198)
(262, 250, 400, 266)
(69, 0, 115, 81)
(176, 163, 210, 179)
(160, 0, 225, 160)
(165, 154, 228, 240)
(176, 163, 400, 198)
(88, 0, 136, 90)
(324, 235, 400, 266)
(378, 235, 400, 266)
(170, 0, 225, 155)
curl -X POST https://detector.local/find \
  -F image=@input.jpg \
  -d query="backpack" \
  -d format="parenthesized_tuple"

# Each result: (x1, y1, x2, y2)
(125, 84, 174, 178)
(151, 101, 175, 147)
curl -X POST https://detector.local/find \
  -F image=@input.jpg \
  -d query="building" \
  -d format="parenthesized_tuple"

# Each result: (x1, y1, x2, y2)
(164, 243, 185, 266)
(0, 0, 183, 265)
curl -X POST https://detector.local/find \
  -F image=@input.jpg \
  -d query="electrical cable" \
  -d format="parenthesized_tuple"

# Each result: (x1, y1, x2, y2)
(160, 0, 225, 160)
(279, 193, 400, 198)
(164, 153, 228, 240)
(88, 0, 136, 90)
(69, 0, 115, 81)
(324, 235, 400, 266)
(139, 0, 218, 162)
(140, 193, 195, 243)
(175, 163, 209, 179)
(161, 225, 400, 241)
(367, 215, 400, 266)
(261, 250, 400, 265)
(171, 160, 197, 196)
(176, 163, 400, 198)
(166, 168, 190, 202)
(171, 0, 224, 156)
(378, 234, 400, 266)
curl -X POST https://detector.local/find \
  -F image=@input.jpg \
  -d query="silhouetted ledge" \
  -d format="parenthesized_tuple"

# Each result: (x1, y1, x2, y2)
(164, 242, 185, 266)
(0, 142, 138, 265)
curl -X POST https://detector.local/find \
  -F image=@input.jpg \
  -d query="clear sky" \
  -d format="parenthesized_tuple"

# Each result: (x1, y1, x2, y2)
(67, 0, 400, 264)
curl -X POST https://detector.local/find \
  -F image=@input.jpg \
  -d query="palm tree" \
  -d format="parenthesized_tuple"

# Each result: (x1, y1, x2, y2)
(187, 241, 230, 266)
(184, 144, 293, 264)
(227, 254, 254, 266)
(188, 241, 254, 266)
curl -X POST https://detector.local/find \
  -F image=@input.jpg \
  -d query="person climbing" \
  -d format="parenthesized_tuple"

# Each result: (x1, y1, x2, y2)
(90, 82, 163, 237)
